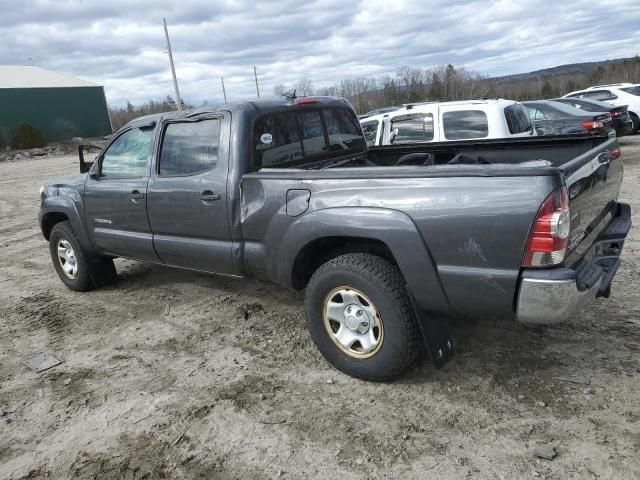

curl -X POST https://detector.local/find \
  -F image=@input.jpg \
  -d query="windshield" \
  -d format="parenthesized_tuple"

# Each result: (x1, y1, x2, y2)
(621, 86, 640, 96)
(547, 101, 596, 116)
(252, 107, 365, 169)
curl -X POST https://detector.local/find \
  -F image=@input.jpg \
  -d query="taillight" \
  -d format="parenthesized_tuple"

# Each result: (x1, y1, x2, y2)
(582, 120, 604, 129)
(523, 187, 570, 268)
(295, 97, 319, 105)
(609, 148, 621, 159)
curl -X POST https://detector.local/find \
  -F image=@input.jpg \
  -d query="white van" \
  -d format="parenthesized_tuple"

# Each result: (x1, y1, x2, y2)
(361, 99, 535, 146)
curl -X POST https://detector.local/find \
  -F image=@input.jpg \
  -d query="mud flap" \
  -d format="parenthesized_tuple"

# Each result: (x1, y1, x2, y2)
(408, 291, 454, 369)
(87, 258, 117, 288)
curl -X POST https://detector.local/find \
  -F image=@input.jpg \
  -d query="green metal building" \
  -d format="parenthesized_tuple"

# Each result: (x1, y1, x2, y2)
(0, 65, 112, 144)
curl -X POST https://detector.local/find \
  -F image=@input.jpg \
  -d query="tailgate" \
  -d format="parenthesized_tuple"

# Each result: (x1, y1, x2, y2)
(560, 135, 623, 265)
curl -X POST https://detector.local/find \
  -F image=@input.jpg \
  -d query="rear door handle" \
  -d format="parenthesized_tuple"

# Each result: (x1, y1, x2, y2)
(200, 191, 221, 202)
(129, 190, 145, 202)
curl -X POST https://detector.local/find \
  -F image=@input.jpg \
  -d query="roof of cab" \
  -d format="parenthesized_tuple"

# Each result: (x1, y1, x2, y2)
(124, 96, 352, 130)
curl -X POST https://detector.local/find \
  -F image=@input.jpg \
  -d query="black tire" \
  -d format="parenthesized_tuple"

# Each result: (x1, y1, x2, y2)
(304, 253, 420, 381)
(49, 221, 94, 291)
(630, 113, 640, 134)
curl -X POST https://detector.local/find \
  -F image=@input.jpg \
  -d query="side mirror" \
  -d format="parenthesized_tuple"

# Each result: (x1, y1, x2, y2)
(79, 144, 102, 174)
(389, 128, 399, 144)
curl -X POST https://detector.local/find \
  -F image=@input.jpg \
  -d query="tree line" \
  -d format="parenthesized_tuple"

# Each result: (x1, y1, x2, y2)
(109, 56, 640, 128)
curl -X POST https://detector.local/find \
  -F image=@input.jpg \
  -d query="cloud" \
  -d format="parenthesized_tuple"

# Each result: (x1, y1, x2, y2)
(1, 0, 639, 106)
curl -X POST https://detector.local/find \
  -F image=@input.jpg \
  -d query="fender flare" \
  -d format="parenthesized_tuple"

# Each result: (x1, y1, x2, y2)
(276, 207, 451, 315)
(39, 195, 94, 255)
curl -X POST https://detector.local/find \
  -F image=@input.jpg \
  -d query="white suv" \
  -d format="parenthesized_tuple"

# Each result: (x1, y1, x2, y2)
(361, 99, 535, 146)
(563, 83, 640, 133)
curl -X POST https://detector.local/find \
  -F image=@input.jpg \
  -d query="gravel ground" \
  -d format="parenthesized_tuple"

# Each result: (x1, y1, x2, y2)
(1, 137, 639, 480)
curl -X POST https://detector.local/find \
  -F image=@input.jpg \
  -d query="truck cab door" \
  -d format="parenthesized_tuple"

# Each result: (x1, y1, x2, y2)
(146, 115, 236, 275)
(83, 125, 158, 262)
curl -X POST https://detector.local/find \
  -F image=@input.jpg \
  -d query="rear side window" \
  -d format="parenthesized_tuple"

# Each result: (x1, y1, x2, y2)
(583, 90, 617, 101)
(252, 107, 365, 168)
(621, 86, 640, 96)
(361, 120, 379, 147)
(504, 104, 531, 134)
(159, 119, 220, 176)
(442, 110, 488, 140)
(390, 114, 434, 143)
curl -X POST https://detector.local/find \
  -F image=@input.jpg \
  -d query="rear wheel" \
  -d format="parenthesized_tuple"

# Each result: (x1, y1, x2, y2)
(304, 253, 420, 381)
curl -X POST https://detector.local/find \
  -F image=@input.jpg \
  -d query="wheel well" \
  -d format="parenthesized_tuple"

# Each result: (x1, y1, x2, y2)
(291, 236, 398, 289)
(41, 212, 69, 240)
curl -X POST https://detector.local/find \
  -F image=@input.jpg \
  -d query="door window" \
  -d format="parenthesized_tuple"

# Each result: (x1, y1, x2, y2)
(159, 119, 220, 176)
(390, 113, 434, 143)
(100, 128, 153, 179)
(442, 110, 488, 140)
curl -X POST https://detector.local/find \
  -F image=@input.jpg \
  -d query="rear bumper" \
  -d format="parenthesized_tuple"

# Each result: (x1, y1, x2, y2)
(516, 203, 631, 324)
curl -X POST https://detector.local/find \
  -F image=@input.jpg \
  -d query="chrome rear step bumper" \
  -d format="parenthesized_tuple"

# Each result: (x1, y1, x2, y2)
(516, 202, 630, 325)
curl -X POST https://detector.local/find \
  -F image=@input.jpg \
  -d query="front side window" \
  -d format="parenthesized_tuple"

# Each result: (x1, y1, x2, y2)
(390, 114, 434, 143)
(101, 127, 153, 179)
(252, 107, 365, 168)
(504, 104, 531, 134)
(443, 110, 488, 140)
(361, 120, 379, 147)
(159, 119, 220, 176)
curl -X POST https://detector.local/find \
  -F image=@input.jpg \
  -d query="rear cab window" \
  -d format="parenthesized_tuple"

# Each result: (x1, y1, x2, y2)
(252, 107, 365, 169)
(442, 110, 488, 140)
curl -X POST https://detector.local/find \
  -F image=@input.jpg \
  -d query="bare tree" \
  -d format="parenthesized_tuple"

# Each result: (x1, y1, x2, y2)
(273, 83, 289, 96)
(296, 79, 314, 96)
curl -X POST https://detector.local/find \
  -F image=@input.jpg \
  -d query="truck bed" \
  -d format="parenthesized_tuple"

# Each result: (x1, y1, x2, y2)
(241, 133, 623, 320)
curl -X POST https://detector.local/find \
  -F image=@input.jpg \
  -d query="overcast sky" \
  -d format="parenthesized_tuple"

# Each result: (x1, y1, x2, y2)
(2, 0, 639, 106)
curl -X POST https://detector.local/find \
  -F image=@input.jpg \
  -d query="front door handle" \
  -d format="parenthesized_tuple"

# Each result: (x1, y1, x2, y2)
(129, 190, 145, 203)
(200, 191, 221, 202)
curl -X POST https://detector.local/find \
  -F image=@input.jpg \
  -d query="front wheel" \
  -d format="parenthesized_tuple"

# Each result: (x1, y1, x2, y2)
(304, 253, 420, 381)
(49, 221, 94, 291)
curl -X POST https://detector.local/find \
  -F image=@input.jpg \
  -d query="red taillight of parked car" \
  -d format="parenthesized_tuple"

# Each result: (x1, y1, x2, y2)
(582, 120, 604, 129)
(523, 187, 571, 268)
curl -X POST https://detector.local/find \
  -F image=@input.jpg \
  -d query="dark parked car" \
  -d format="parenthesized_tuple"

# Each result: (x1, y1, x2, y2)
(39, 96, 630, 381)
(523, 100, 611, 136)
(553, 97, 632, 136)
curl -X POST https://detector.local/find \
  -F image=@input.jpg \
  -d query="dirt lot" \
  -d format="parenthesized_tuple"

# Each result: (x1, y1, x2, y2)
(1, 137, 639, 480)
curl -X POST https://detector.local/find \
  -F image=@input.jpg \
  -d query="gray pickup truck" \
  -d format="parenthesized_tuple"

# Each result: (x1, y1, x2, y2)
(39, 96, 631, 380)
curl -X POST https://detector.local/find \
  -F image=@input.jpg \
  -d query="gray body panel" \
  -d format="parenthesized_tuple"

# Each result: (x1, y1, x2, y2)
(39, 97, 624, 324)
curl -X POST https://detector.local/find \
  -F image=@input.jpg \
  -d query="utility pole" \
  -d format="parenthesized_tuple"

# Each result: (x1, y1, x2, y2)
(221, 77, 227, 104)
(163, 18, 182, 111)
(253, 66, 260, 98)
